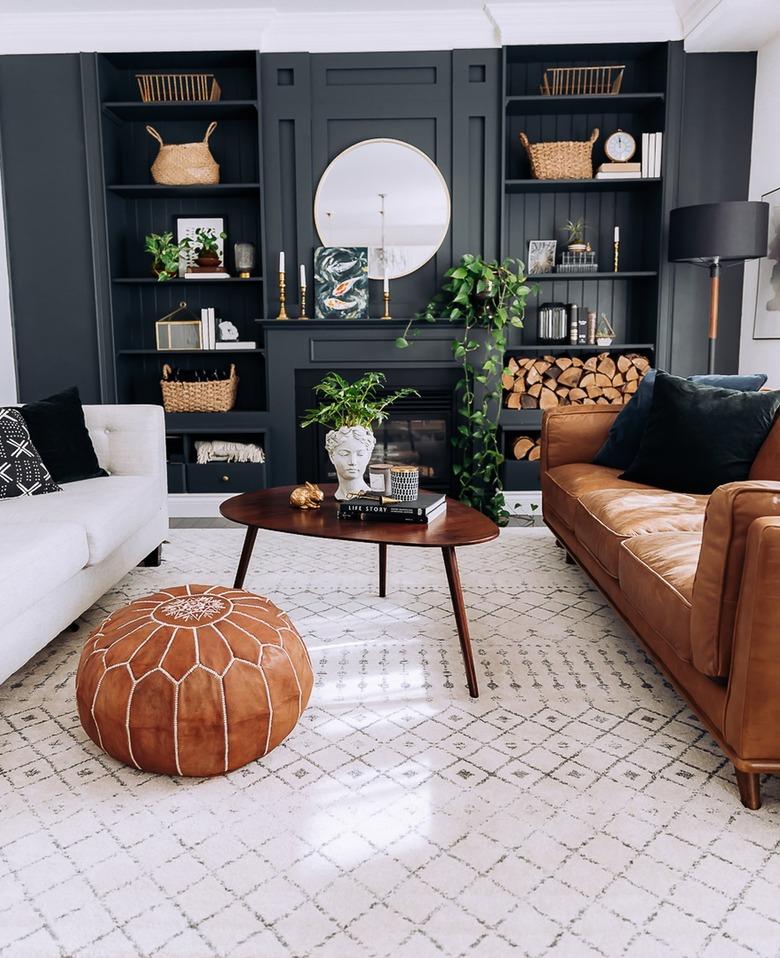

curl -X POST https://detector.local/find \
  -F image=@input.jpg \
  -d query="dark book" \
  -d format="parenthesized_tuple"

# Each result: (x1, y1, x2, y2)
(339, 492, 445, 519)
(338, 501, 447, 524)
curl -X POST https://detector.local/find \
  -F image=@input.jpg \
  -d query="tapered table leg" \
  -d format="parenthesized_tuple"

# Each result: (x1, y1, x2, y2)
(233, 526, 258, 589)
(378, 542, 387, 598)
(441, 546, 479, 698)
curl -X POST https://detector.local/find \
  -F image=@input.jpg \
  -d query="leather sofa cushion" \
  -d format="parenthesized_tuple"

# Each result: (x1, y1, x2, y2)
(0, 522, 89, 626)
(0, 475, 161, 565)
(575, 489, 707, 578)
(619, 532, 701, 664)
(749, 415, 780, 480)
(542, 463, 654, 530)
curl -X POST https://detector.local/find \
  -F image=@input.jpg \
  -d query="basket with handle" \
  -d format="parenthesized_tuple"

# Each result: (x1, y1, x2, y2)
(146, 122, 220, 186)
(160, 364, 238, 413)
(518, 128, 599, 180)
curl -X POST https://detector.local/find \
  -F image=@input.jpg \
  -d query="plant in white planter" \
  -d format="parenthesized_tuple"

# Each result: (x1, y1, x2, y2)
(301, 372, 419, 500)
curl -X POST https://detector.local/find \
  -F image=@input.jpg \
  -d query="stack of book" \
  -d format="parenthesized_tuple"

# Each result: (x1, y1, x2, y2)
(594, 161, 641, 180)
(184, 267, 230, 279)
(338, 492, 447, 525)
(640, 132, 663, 178)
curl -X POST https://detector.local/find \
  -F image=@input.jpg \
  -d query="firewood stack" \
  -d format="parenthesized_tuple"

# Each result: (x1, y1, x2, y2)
(503, 352, 650, 409)
(512, 436, 541, 461)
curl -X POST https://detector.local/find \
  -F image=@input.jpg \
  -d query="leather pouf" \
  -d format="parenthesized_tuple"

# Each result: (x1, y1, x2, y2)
(75, 584, 313, 776)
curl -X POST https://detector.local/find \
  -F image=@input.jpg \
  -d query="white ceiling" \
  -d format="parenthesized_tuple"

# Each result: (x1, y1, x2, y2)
(0, 0, 778, 54)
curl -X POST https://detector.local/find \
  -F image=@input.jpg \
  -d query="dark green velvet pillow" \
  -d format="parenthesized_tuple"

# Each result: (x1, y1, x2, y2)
(620, 371, 780, 494)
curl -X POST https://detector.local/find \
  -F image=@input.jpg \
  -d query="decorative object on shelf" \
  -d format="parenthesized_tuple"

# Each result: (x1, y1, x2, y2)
(604, 129, 636, 162)
(558, 251, 598, 273)
(640, 132, 664, 178)
(753, 186, 780, 340)
(313, 137, 451, 279)
(217, 320, 239, 342)
(369, 462, 393, 495)
(503, 351, 650, 410)
(176, 216, 225, 276)
(314, 247, 369, 320)
(390, 464, 420, 501)
(277, 250, 288, 320)
(186, 227, 228, 276)
(289, 482, 325, 510)
(613, 225, 620, 272)
(299, 264, 307, 318)
(300, 371, 419, 500)
(397, 255, 533, 524)
(145, 231, 190, 281)
(382, 272, 391, 319)
(595, 161, 642, 180)
(145, 122, 219, 186)
(234, 242, 256, 278)
(567, 303, 579, 345)
(538, 302, 568, 344)
(528, 240, 557, 275)
(155, 302, 203, 350)
(195, 440, 264, 464)
(596, 313, 615, 345)
(540, 64, 624, 96)
(587, 310, 598, 345)
(160, 363, 238, 413)
(519, 128, 599, 181)
(136, 73, 221, 103)
(563, 218, 588, 253)
(670, 201, 769, 372)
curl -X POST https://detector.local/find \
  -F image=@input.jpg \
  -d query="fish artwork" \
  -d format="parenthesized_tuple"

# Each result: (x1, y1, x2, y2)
(314, 247, 369, 319)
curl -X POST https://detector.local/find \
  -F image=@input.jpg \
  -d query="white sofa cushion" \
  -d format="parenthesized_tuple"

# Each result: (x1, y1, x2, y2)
(0, 523, 89, 626)
(0, 475, 161, 565)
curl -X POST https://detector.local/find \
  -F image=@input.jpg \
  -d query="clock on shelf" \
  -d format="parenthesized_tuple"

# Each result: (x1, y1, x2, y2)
(604, 129, 637, 163)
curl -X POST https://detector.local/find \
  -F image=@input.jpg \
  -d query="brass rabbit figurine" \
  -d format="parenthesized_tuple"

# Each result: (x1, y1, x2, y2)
(289, 481, 325, 510)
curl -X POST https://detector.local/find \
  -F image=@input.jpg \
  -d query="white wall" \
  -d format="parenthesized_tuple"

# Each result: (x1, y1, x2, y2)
(739, 31, 780, 387)
(0, 159, 16, 404)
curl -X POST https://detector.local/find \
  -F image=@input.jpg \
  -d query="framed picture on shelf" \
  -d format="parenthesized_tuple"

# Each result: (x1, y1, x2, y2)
(753, 186, 780, 339)
(175, 216, 226, 277)
(528, 240, 557, 275)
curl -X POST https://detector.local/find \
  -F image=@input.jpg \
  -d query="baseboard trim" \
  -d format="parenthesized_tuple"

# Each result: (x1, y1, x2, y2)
(168, 493, 233, 518)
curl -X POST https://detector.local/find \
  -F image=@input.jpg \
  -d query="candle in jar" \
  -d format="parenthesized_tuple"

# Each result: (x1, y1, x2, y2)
(614, 226, 620, 243)
(300, 264, 306, 287)
(279, 251, 285, 274)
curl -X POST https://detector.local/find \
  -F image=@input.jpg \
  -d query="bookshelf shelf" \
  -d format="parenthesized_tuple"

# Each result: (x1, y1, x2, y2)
(505, 92, 664, 116)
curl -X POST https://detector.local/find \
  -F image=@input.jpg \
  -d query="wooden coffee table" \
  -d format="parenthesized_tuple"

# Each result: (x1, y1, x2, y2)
(220, 485, 499, 697)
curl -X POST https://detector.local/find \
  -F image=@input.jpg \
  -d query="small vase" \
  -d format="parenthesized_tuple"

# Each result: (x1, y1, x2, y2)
(196, 253, 221, 268)
(325, 425, 376, 500)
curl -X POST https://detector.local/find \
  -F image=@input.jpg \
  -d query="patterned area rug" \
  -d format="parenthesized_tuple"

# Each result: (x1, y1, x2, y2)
(1, 527, 780, 958)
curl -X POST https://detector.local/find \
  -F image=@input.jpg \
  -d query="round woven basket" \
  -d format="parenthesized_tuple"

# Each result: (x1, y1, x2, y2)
(160, 363, 238, 413)
(146, 122, 220, 186)
(519, 128, 599, 181)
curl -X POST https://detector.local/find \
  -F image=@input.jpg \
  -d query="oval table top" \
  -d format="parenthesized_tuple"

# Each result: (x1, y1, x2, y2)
(220, 484, 499, 549)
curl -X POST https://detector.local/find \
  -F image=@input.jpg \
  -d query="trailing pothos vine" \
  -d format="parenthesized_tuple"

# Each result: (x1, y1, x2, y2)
(396, 255, 533, 525)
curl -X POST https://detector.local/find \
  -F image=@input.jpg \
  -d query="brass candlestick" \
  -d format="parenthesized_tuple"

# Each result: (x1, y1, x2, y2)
(300, 284, 307, 319)
(613, 240, 620, 273)
(277, 271, 288, 320)
(382, 289, 391, 319)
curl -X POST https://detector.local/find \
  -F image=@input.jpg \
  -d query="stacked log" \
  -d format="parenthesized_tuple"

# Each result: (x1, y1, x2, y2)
(512, 435, 541, 461)
(503, 352, 650, 409)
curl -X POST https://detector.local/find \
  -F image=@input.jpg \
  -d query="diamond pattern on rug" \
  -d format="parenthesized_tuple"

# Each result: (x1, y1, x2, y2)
(1, 527, 780, 958)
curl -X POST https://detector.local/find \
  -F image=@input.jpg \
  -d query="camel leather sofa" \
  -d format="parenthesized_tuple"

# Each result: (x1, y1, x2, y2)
(541, 404, 780, 809)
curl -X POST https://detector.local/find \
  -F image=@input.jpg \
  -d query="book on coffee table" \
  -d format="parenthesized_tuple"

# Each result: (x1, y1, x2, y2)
(338, 492, 446, 524)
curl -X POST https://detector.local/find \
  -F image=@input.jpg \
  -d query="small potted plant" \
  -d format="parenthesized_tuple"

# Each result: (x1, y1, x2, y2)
(144, 231, 190, 281)
(563, 217, 588, 253)
(193, 227, 227, 269)
(301, 371, 418, 500)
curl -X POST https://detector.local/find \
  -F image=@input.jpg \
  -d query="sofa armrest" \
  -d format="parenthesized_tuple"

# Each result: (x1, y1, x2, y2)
(83, 405, 166, 494)
(540, 405, 621, 473)
(691, 481, 780, 677)
(724, 517, 780, 761)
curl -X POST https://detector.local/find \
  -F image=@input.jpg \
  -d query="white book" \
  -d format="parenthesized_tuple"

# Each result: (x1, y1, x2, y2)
(184, 271, 229, 279)
(641, 132, 649, 178)
(654, 132, 663, 177)
(648, 135, 657, 180)
(208, 308, 216, 350)
(595, 172, 642, 180)
(215, 341, 256, 350)
(200, 308, 208, 350)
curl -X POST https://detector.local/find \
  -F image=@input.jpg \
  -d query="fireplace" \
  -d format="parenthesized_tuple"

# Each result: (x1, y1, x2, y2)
(295, 370, 458, 494)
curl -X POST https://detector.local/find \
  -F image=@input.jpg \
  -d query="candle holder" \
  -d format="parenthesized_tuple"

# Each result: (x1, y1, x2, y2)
(613, 240, 620, 273)
(300, 284, 308, 319)
(277, 271, 288, 320)
(382, 289, 391, 320)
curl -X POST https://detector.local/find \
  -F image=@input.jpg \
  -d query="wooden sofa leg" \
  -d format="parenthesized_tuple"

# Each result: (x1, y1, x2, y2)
(735, 769, 762, 810)
(141, 545, 163, 568)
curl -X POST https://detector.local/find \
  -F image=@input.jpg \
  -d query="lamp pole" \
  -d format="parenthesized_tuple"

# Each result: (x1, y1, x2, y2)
(708, 256, 720, 375)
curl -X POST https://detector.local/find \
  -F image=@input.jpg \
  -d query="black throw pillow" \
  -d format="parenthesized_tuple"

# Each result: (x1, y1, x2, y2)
(19, 387, 107, 484)
(0, 408, 61, 498)
(620, 371, 780, 494)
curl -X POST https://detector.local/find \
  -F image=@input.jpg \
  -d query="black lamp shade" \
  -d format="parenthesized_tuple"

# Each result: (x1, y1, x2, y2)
(669, 201, 769, 263)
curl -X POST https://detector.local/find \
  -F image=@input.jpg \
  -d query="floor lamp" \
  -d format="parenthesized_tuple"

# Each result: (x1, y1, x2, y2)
(669, 201, 768, 374)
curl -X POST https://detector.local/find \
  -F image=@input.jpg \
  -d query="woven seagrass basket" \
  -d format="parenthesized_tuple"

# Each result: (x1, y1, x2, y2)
(146, 122, 220, 186)
(519, 128, 599, 180)
(160, 364, 238, 413)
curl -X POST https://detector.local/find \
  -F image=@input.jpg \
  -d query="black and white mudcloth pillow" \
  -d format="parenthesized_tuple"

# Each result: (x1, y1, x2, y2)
(0, 408, 61, 498)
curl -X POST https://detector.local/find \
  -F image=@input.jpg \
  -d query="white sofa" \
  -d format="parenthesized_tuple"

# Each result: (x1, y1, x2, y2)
(0, 404, 168, 684)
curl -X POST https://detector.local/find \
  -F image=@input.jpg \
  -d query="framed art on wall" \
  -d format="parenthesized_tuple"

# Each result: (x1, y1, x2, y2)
(314, 247, 369, 319)
(753, 187, 780, 339)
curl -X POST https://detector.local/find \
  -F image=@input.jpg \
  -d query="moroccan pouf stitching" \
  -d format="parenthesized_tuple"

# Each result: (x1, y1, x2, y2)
(75, 584, 314, 775)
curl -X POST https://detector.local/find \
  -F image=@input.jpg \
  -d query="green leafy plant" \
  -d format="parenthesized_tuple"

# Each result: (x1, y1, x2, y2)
(301, 371, 419, 432)
(194, 227, 227, 255)
(144, 231, 190, 281)
(396, 254, 533, 524)
(563, 217, 587, 246)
